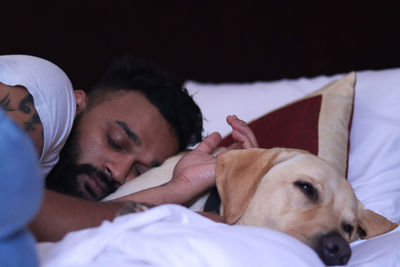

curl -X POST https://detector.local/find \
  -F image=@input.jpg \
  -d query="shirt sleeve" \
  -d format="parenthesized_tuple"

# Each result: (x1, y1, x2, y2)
(0, 55, 76, 177)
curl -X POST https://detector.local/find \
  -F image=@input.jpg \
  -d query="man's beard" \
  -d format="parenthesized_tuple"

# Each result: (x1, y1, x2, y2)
(45, 116, 118, 201)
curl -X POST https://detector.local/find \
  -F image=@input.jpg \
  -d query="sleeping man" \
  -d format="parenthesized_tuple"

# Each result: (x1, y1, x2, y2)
(0, 55, 258, 243)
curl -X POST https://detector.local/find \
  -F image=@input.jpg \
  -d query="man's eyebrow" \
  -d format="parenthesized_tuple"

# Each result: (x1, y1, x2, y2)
(116, 120, 141, 146)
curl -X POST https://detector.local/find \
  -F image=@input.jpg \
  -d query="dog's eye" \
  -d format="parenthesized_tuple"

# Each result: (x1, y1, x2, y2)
(342, 223, 354, 236)
(294, 181, 318, 201)
(357, 226, 367, 238)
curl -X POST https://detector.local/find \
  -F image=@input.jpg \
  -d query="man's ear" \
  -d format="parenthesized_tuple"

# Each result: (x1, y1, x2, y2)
(216, 148, 290, 224)
(357, 201, 398, 240)
(74, 90, 88, 115)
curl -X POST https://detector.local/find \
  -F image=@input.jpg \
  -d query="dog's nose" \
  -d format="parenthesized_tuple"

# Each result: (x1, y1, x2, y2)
(316, 231, 351, 266)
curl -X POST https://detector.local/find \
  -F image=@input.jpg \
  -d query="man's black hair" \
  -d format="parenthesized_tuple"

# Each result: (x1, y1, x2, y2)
(88, 55, 203, 150)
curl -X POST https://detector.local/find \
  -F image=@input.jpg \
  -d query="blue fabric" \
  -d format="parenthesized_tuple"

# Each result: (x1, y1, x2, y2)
(0, 109, 43, 267)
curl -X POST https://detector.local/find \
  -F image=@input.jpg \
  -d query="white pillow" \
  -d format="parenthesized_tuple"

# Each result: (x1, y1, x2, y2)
(347, 69, 400, 222)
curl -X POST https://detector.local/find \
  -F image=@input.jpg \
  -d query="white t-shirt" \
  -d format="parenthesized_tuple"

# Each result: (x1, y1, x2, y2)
(0, 55, 76, 177)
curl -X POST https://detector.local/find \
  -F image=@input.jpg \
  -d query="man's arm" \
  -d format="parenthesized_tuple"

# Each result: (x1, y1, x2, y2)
(30, 190, 123, 242)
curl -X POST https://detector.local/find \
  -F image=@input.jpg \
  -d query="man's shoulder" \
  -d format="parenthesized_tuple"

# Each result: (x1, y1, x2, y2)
(0, 82, 44, 155)
(0, 55, 77, 176)
(0, 55, 74, 97)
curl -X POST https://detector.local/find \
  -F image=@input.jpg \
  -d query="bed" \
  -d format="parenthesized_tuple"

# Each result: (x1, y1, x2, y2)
(38, 68, 400, 266)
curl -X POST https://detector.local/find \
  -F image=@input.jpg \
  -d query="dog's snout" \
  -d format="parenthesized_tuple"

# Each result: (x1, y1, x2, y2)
(316, 231, 351, 266)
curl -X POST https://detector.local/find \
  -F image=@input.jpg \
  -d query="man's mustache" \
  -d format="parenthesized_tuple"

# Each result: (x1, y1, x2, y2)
(73, 164, 119, 197)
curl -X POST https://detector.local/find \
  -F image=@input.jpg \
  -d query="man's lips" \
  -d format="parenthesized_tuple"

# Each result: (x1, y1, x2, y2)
(85, 174, 109, 200)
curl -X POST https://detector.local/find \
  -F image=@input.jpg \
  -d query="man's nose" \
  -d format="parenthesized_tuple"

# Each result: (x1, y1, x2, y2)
(103, 156, 134, 185)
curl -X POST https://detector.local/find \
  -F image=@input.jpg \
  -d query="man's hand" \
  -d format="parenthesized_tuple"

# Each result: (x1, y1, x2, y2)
(168, 132, 223, 204)
(226, 115, 258, 150)
(167, 115, 258, 205)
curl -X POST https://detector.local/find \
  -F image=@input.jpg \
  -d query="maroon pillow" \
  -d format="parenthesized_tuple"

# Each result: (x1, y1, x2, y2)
(221, 95, 321, 155)
(220, 72, 356, 177)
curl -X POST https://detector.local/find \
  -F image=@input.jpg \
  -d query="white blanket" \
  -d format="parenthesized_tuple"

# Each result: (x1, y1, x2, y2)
(38, 205, 324, 267)
(38, 205, 400, 267)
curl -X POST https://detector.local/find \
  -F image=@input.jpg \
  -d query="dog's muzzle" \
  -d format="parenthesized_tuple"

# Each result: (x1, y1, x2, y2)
(315, 231, 351, 266)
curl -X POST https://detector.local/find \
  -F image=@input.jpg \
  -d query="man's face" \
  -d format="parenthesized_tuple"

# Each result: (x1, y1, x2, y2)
(46, 90, 179, 201)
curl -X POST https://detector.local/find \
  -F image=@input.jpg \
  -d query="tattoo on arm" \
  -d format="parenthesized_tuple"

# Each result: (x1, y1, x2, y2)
(19, 94, 34, 113)
(1, 85, 44, 152)
(0, 93, 16, 111)
(19, 94, 41, 132)
(24, 112, 41, 132)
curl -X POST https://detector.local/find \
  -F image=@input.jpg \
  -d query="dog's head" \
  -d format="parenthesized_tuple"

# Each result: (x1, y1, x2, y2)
(216, 148, 398, 266)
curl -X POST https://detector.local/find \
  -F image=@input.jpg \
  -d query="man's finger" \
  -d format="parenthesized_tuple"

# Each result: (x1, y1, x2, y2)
(227, 115, 258, 148)
(195, 132, 222, 154)
(227, 142, 241, 150)
(231, 130, 255, 149)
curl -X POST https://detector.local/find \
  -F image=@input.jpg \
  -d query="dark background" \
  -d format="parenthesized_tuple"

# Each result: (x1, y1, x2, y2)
(2, 0, 400, 90)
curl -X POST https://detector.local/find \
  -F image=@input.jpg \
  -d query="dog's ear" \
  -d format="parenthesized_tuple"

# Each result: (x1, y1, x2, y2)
(356, 201, 398, 240)
(216, 148, 287, 224)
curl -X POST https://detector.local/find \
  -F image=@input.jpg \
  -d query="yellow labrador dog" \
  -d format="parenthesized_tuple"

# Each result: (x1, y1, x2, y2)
(107, 147, 398, 266)
(216, 148, 398, 266)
